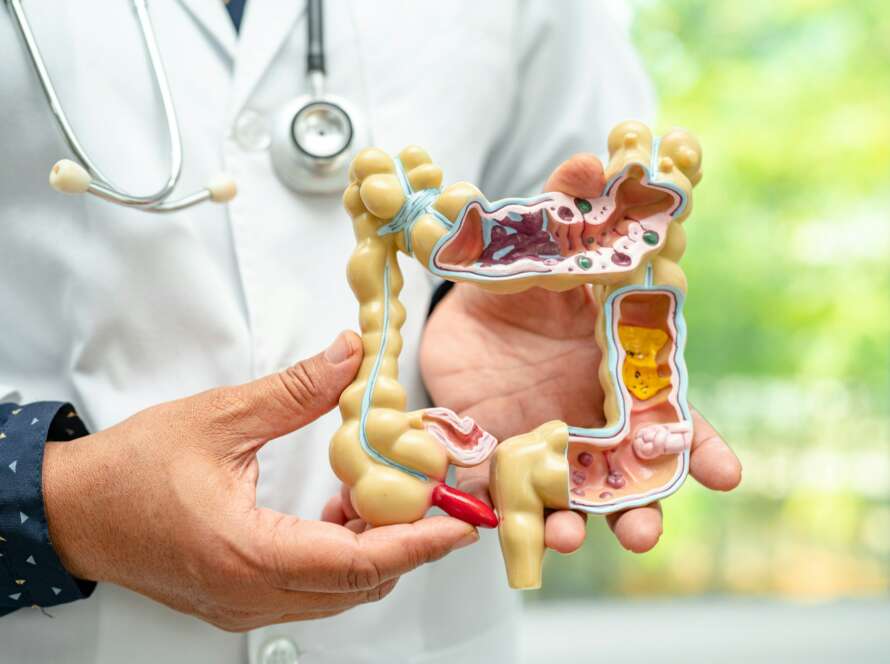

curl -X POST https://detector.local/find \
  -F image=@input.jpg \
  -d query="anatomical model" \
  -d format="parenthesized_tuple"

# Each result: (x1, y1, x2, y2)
(330, 121, 702, 589)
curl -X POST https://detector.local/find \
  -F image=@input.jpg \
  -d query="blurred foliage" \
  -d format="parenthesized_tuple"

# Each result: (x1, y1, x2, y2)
(533, 0, 890, 600)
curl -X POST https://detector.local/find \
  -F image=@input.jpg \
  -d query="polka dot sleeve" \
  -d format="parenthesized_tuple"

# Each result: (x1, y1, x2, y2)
(0, 402, 95, 616)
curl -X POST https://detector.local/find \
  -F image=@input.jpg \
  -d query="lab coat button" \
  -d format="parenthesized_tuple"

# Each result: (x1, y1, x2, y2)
(259, 637, 300, 664)
(234, 109, 271, 151)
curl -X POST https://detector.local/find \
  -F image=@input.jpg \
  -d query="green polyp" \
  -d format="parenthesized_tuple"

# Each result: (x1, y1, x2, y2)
(575, 198, 592, 214)
(643, 230, 659, 245)
(575, 255, 593, 270)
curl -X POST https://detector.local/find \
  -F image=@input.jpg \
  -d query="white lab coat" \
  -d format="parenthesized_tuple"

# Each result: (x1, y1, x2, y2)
(0, 1, 653, 662)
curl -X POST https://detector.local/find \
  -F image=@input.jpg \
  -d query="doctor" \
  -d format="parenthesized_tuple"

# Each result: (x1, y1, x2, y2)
(0, 1, 740, 663)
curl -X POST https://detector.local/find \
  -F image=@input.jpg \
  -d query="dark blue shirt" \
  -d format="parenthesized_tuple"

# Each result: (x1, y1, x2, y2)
(225, 0, 247, 32)
(0, 402, 94, 616)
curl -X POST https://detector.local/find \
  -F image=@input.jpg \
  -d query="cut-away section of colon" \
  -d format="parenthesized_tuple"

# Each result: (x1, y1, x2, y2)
(430, 169, 683, 281)
(566, 289, 691, 513)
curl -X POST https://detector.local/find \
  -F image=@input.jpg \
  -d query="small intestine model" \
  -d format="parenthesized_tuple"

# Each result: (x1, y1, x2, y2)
(330, 120, 703, 589)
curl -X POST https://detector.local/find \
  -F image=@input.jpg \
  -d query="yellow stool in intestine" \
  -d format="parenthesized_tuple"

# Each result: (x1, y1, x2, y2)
(619, 325, 672, 400)
(331, 121, 703, 589)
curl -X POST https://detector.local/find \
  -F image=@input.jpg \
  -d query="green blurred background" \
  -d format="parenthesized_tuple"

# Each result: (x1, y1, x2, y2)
(532, 0, 890, 601)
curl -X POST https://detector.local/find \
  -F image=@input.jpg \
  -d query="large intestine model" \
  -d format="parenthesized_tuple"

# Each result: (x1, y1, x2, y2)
(330, 121, 703, 589)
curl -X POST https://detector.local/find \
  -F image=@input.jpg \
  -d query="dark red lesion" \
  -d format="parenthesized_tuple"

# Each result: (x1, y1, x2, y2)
(478, 209, 560, 265)
(570, 450, 627, 500)
(556, 205, 575, 221)
(435, 202, 565, 271)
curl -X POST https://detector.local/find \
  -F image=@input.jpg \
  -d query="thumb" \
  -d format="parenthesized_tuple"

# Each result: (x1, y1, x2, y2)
(205, 331, 363, 444)
(543, 153, 605, 198)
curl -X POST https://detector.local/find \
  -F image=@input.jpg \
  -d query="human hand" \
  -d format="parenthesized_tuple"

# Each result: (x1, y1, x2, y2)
(420, 154, 741, 555)
(43, 331, 478, 631)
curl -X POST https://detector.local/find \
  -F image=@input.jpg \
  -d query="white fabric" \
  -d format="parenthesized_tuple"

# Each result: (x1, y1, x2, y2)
(0, 1, 653, 662)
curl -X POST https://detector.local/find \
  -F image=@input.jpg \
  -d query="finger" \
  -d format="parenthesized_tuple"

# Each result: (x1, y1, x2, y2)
(321, 494, 347, 525)
(606, 503, 663, 553)
(544, 510, 587, 553)
(235, 607, 350, 631)
(272, 576, 398, 623)
(350, 516, 478, 589)
(690, 409, 742, 492)
(340, 484, 359, 521)
(344, 518, 366, 534)
(201, 330, 363, 444)
(262, 515, 478, 593)
(266, 577, 400, 619)
(543, 153, 606, 198)
(272, 608, 345, 624)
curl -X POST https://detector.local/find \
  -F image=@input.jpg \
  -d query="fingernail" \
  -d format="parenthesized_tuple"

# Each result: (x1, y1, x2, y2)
(453, 528, 479, 550)
(324, 332, 354, 364)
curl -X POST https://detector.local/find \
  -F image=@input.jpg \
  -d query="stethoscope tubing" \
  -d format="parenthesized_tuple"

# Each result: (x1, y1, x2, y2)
(7, 0, 191, 209)
(7, 0, 356, 209)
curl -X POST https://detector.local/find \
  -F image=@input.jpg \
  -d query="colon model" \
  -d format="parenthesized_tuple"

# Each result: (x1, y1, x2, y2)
(331, 121, 703, 589)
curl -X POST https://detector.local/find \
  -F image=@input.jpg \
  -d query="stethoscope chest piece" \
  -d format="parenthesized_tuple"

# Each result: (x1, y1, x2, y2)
(270, 92, 367, 195)
(269, 0, 367, 195)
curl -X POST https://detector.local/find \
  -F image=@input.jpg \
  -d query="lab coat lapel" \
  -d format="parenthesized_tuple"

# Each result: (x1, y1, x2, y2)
(176, 0, 237, 59)
(228, 1, 305, 123)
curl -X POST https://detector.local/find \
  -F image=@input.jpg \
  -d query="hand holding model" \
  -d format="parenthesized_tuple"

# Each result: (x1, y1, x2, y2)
(422, 153, 742, 557)
(329, 121, 743, 589)
(42, 332, 478, 631)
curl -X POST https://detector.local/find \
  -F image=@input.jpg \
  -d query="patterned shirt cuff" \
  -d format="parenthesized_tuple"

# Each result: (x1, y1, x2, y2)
(0, 402, 94, 616)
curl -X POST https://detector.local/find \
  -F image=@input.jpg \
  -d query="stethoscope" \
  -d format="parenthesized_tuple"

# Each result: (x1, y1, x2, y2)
(6, 0, 364, 212)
